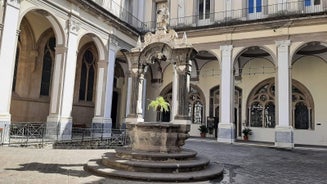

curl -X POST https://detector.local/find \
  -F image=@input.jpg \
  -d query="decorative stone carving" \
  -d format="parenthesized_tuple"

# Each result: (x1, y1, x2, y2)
(67, 18, 80, 34)
(156, 4, 169, 31)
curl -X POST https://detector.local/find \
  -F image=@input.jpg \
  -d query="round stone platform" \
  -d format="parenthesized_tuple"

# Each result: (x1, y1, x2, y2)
(84, 147, 223, 182)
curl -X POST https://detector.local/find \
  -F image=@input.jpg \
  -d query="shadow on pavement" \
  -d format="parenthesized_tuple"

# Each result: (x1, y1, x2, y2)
(5, 162, 90, 177)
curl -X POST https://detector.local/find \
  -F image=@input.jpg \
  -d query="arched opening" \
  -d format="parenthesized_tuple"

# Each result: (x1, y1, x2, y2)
(72, 41, 99, 127)
(159, 83, 206, 124)
(10, 11, 57, 123)
(112, 50, 128, 129)
(209, 86, 242, 138)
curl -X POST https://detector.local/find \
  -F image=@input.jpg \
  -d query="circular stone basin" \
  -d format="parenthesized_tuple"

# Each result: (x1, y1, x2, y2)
(127, 122, 190, 153)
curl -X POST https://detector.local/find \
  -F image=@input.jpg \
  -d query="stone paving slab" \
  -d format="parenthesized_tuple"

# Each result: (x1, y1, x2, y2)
(0, 138, 327, 184)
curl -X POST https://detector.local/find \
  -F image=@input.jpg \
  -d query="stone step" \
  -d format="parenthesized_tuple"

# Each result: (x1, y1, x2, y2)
(101, 153, 210, 173)
(113, 147, 197, 161)
(85, 160, 224, 182)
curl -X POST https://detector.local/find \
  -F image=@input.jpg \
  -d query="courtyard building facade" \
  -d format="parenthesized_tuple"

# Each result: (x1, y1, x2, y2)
(0, 0, 327, 148)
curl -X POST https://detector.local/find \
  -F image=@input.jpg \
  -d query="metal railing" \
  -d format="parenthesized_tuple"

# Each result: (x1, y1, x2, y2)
(6, 122, 128, 148)
(141, 1, 326, 32)
(9, 123, 46, 146)
(91, 0, 146, 31)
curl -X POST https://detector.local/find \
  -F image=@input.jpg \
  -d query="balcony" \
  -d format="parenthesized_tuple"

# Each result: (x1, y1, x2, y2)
(144, 1, 327, 33)
(91, 0, 327, 34)
(91, 0, 146, 32)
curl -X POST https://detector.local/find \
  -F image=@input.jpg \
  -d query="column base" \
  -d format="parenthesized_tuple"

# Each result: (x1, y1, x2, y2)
(46, 115, 72, 141)
(171, 119, 191, 125)
(275, 126, 294, 149)
(125, 115, 144, 124)
(217, 123, 235, 143)
(92, 117, 112, 138)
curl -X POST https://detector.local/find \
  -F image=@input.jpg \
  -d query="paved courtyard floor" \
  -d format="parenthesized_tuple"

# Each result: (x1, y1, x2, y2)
(0, 138, 326, 184)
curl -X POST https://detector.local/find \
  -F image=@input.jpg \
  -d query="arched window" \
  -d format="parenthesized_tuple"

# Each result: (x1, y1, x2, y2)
(189, 86, 205, 124)
(40, 37, 56, 96)
(292, 84, 313, 129)
(248, 81, 275, 128)
(79, 49, 97, 102)
(247, 78, 314, 129)
(160, 84, 205, 124)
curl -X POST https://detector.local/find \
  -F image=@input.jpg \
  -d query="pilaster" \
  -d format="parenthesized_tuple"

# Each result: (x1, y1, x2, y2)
(92, 37, 120, 137)
(0, 1, 20, 143)
(46, 16, 80, 140)
(0, 0, 20, 118)
(218, 45, 235, 143)
(275, 40, 293, 148)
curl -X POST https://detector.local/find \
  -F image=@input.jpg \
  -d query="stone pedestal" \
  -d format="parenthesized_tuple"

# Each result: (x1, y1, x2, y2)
(275, 126, 294, 148)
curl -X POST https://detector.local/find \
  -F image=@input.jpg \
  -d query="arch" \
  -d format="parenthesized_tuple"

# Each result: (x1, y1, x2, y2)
(19, 8, 65, 45)
(140, 42, 173, 65)
(247, 77, 314, 129)
(78, 33, 107, 61)
(291, 41, 327, 65)
(233, 45, 277, 67)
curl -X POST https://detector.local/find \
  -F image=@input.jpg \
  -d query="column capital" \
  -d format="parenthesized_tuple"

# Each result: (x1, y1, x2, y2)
(97, 60, 107, 68)
(6, 0, 20, 8)
(276, 40, 291, 48)
(109, 35, 121, 52)
(55, 45, 68, 54)
(66, 18, 80, 35)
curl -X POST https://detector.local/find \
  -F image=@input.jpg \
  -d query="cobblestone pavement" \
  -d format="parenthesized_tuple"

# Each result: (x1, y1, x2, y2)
(0, 138, 327, 184)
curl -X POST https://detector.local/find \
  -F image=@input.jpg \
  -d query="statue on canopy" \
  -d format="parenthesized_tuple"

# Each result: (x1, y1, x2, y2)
(156, 4, 169, 31)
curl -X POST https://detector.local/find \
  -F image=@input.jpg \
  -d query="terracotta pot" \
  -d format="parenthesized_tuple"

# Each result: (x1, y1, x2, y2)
(200, 133, 206, 138)
(243, 135, 248, 141)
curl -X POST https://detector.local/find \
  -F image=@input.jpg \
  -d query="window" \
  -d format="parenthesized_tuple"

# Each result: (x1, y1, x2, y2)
(305, 0, 321, 6)
(248, 0, 262, 13)
(40, 37, 56, 96)
(198, 0, 210, 20)
(189, 86, 205, 124)
(160, 84, 205, 124)
(79, 49, 96, 102)
(247, 78, 314, 129)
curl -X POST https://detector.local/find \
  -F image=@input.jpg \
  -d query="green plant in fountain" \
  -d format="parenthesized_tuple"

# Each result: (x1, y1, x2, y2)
(148, 96, 170, 112)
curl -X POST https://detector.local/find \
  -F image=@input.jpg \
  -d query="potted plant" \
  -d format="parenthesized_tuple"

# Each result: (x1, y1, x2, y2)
(242, 127, 252, 141)
(148, 96, 170, 121)
(198, 125, 208, 138)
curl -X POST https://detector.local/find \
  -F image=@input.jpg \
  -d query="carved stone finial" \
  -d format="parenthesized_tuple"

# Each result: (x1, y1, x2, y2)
(156, 4, 169, 31)
(182, 32, 188, 43)
(136, 36, 142, 48)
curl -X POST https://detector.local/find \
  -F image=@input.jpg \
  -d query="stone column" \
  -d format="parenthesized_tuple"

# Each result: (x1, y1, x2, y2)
(275, 40, 293, 148)
(173, 48, 193, 125)
(125, 75, 132, 117)
(92, 38, 119, 137)
(218, 45, 235, 143)
(170, 65, 179, 122)
(46, 17, 79, 140)
(0, 0, 20, 142)
(125, 52, 145, 123)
